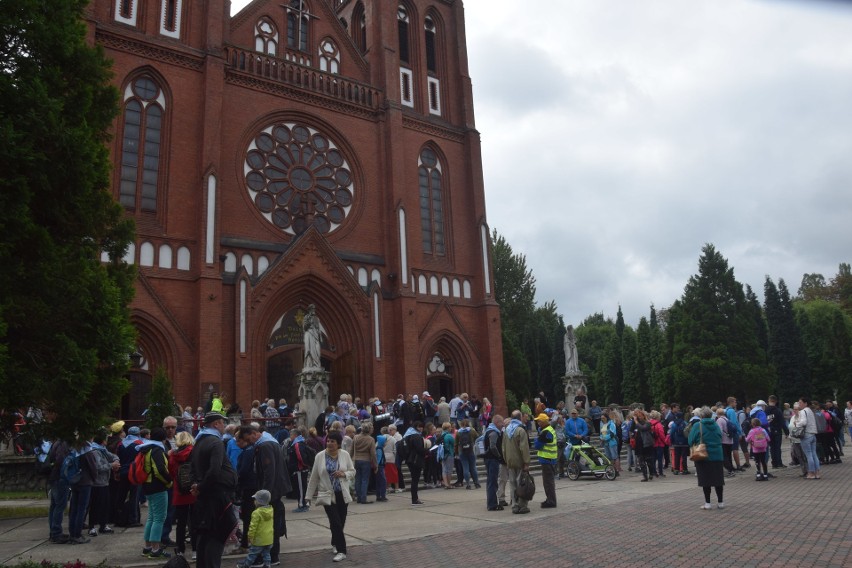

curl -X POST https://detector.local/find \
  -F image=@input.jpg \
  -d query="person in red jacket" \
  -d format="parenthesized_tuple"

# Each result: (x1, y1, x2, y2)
(649, 411, 667, 478)
(168, 431, 196, 560)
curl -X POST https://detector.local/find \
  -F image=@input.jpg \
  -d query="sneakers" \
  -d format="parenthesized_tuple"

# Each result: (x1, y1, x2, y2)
(100, 526, 114, 534)
(717, 502, 726, 509)
(333, 553, 347, 562)
(294, 506, 309, 512)
(88, 528, 98, 537)
(474, 483, 481, 489)
(701, 503, 712, 510)
(192, 552, 197, 561)
(411, 500, 425, 505)
(516, 507, 530, 514)
(498, 500, 509, 507)
(49, 535, 70, 544)
(70, 536, 90, 544)
(726, 471, 736, 478)
(142, 547, 152, 556)
(147, 548, 171, 558)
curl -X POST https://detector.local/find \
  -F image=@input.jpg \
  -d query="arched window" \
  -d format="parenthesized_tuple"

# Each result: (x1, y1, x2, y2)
(352, 2, 367, 53)
(418, 148, 445, 255)
(425, 16, 436, 72)
(425, 15, 441, 115)
(255, 18, 278, 55)
(319, 39, 339, 73)
(116, 0, 138, 25)
(397, 5, 410, 64)
(159, 0, 183, 38)
(119, 76, 165, 213)
(286, 0, 309, 52)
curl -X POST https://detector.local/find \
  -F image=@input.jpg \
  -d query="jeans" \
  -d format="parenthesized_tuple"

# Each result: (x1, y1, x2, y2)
(654, 447, 665, 475)
(49, 479, 70, 539)
(459, 452, 479, 486)
(143, 491, 168, 543)
(240, 544, 271, 567)
(354, 460, 372, 502)
(375, 463, 387, 499)
(769, 430, 784, 466)
(485, 459, 500, 509)
(801, 433, 820, 473)
(160, 486, 174, 541)
(68, 484, 92, 538)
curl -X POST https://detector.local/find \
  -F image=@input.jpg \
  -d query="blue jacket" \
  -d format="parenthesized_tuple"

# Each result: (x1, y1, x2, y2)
(564, 417, 589, 444)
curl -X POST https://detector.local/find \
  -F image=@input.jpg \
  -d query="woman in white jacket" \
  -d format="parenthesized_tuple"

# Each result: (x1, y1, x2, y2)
(305, 431, 356, 562)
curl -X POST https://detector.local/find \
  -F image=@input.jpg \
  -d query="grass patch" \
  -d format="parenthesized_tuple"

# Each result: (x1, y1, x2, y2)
(0, 490, 48, 500)
(0, 506, 49, 519)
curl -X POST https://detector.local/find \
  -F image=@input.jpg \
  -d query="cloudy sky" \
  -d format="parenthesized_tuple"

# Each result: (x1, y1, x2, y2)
(233, 0, 852, 327)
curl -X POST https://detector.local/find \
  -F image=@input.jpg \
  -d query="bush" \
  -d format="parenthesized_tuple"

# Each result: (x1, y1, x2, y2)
(505, 389, 520, 414)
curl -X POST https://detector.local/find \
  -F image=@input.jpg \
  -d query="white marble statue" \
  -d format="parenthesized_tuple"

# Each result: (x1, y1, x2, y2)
(302, 304, 326, 372)
(564, 324, 580, 375)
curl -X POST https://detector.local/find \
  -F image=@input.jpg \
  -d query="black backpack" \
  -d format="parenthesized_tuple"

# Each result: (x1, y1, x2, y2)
(457, 429, 473, 454)
(176, 462, 194, 494)
(395, 438, 409, 463)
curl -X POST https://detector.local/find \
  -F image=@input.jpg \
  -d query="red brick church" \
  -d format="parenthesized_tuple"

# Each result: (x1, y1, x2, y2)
(86, 0, 505, 417)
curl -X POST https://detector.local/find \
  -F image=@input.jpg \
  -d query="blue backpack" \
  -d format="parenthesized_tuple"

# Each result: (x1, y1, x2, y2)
(60, 449, 82, 485)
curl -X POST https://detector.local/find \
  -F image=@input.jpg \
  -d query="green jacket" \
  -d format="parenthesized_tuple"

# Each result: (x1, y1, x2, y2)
(687, 417, 723, 462)
(248, 505, 274, 547)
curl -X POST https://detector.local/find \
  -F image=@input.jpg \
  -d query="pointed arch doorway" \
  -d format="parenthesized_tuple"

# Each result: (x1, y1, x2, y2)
(264, 306, 358, 408)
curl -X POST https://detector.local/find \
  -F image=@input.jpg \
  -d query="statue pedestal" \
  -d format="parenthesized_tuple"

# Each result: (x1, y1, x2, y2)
(563, 373, 589, 416)
(298, 370, 330, 430)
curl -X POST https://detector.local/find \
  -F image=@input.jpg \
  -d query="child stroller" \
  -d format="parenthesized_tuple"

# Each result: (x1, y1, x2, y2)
(564, 441, 617, 480)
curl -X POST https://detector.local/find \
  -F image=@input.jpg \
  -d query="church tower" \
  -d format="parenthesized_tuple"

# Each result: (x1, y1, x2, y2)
(87, 0, 505, 416)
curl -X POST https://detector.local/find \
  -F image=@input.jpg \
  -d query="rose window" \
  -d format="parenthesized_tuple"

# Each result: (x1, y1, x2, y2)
(244, 122, 354, 235)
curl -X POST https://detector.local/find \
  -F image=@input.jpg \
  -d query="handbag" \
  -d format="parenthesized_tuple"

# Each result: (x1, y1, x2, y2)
(315, 490, 333, 507)
(689, 423, 708, 461)
(790, 424, 805, 439)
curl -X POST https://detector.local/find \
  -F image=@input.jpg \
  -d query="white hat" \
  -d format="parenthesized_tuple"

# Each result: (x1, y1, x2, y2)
(422, 391, 431, 397)
(412, 395, 420, 402)
(755, 400, 767, 407)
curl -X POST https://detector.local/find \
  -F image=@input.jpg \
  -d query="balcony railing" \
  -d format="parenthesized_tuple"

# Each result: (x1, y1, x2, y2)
(224, 45, 381, 111)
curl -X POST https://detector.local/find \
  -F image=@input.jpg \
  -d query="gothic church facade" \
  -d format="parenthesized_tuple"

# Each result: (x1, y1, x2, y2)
(87, 0, 504, 416)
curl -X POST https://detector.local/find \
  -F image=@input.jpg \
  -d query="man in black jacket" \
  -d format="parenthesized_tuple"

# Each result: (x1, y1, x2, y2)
(237, 424, 291, 566)
(191, 412, 237, 568)
(766, 396, 789, 469)
(404, 422, 426, 505)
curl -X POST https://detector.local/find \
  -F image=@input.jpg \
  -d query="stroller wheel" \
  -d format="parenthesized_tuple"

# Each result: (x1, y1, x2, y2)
(604, 465, 617, 480)
(566, 461, 580, 481)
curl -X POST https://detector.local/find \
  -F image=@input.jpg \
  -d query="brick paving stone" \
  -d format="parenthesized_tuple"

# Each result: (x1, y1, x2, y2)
(285, 459, 852, 567)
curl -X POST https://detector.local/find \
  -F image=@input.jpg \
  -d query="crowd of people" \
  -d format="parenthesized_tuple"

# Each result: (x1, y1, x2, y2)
(37, 390, 850, 566)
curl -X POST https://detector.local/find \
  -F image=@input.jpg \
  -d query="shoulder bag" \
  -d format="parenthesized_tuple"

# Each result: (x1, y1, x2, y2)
(689, 423, 708, 461)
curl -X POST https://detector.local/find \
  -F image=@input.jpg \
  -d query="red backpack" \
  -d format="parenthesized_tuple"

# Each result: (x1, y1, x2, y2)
(127, 452, 149, 485)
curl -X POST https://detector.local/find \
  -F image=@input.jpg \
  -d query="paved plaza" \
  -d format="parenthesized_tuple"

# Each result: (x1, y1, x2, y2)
(2, 452, 851, 567)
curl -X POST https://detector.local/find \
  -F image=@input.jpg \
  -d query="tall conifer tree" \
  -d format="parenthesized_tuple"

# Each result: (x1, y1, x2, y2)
(662, 245, 773, 405)
(764, 278, 810, 402)
(0, 0, 136, 440)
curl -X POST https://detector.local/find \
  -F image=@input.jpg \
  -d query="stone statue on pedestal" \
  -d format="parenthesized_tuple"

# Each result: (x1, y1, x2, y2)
(297, 304, 330, 428)
(564, 324, 579, 375)
(562, 324, 588, 414)
(302, 304, 326, 372)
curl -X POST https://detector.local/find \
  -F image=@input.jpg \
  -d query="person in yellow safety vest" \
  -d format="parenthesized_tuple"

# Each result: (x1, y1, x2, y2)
(534, 413, 558, 509)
